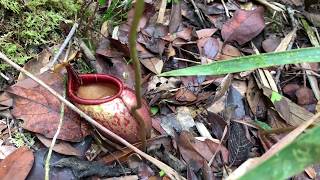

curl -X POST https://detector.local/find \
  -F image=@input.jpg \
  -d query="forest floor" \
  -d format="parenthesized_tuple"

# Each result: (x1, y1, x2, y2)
(1, 0, 320, 179)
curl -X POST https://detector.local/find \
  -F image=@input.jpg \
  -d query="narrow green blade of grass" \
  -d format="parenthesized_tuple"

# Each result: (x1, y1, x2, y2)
(238, 125, 320, 180)
(159, 47, 320, 76)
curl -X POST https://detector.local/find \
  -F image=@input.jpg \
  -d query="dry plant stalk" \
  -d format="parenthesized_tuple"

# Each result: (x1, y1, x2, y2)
(0, 52, 184, 180)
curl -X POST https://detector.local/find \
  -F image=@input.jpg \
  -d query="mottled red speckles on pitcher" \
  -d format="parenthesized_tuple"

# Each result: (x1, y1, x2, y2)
(66, 65, 151, 143)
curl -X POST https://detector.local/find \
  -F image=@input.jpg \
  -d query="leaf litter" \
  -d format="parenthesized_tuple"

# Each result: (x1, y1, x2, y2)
(1, 0, 320, 179)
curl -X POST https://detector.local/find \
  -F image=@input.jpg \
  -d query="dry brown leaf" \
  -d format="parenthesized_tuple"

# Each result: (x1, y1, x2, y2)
(262, 87, 315, 126)
(262, 37, 281, 52)
(104, 175, 139, 180)
(0, 147, 34, 180)
(217, 44, 242, 60)
(140, 58, 164, 74)
(196, 28, 217, 39)
(178, 131, 228, 170)
(282, 83, 300, 99)
(18, 48, 52, 80)
(0, 145, 17, 160)
(295, 87, 316, 105)
(176, 27, 193, 41)
(0, 92, 13, 110)
(279, 0, 303, 6)
(175, 88, 197, 102)
(197, 37, 219, 59)
(7, 72, 91, 142)
(246, 78, 267, 119)
(166, 44, 176, 58)
(221, 7, 265, 45)
(169, 1, 182, 33)
(227, 108, 320, 180)
(36, 134, 82, 156)
(100, 136, 172, 164)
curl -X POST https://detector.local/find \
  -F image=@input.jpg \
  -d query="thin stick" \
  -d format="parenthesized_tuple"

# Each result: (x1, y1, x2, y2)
(0, 52, 184, 180)
(45, 88, 66, 180)
(173, 57, 201, 64)
(40, 23, 79, 73)
(0, 72, 9, 81)
(157, 0, 167, 24)
(6, 118, 11, 138)
(221, 0, 230, 18)
(189, 0, 206, 27)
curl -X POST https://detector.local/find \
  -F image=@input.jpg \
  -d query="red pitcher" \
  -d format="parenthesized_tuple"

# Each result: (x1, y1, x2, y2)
(66, 65, 152, 143)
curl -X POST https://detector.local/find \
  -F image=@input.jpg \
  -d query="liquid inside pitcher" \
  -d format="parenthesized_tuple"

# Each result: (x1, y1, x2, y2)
(76, 82, 119, 99)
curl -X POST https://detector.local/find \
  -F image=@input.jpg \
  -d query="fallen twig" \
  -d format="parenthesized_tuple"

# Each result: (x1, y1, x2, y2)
(40, 23, 79, 73)
(0, 52, 184, 180)
(0, 72, 9, 81)
(189, 0, 206, 28)
(157, 0, 167, 24)
(254, 0, 284, 12)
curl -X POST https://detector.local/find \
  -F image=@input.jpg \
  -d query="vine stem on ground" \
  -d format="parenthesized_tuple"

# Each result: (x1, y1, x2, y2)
(44, 88, 66, 180)
(0, 52, 185, 180)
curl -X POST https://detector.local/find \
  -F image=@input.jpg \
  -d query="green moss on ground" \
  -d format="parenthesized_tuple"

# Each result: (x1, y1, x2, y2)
(0, 0, 130, 73)
(0, 0, 82, 70)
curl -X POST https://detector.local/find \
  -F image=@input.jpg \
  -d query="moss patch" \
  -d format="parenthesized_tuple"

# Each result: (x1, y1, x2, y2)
(0, 0, 82, 70)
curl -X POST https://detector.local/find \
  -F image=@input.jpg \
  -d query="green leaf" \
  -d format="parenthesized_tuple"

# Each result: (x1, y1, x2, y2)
(159, 170, 166, 177)
(98, 0, 106, 5)
(270, 91, 282, 103)
(254, 120, 272, 130)
(239, 125, 320, 180)
(159, 47, 320, 76)
(150, 106, 159, 116)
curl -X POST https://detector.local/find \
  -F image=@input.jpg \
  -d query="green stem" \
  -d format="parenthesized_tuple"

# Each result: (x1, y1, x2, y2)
(45, 86, 66, 180)
(128, 0, 147, 151)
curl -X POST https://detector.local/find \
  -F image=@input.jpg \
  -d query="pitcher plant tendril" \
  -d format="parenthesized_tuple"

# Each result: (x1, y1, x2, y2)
(128, 0, 148, 151)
